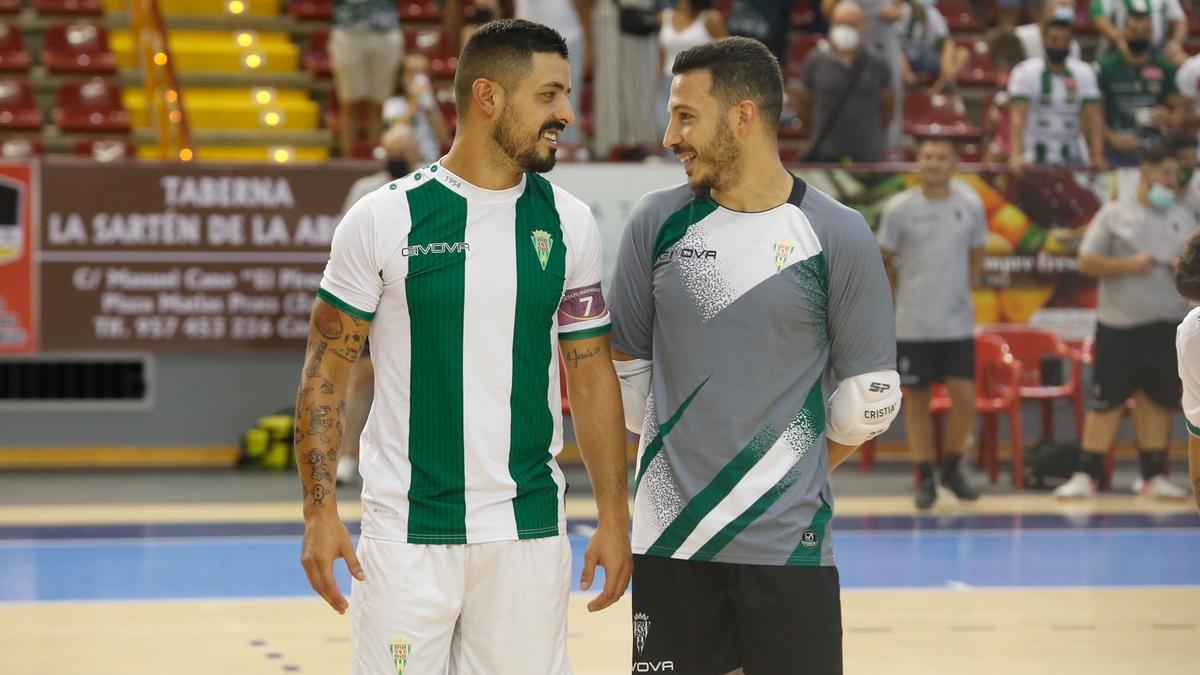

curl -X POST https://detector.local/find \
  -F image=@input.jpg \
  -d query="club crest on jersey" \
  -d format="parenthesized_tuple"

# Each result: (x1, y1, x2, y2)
(800, 529, 819, 550)
(633, 613, 651, 654)
(531, 229, 553, 270)
(773, 238, 796, 273)
(388, 637, 411, 674)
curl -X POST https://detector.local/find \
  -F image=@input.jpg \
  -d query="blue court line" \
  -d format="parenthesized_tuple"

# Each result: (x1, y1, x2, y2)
(1, 529, 1197, 603)
(2, 512, 1195, 541)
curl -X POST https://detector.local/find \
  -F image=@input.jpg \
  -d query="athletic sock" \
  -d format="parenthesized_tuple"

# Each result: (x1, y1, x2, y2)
(917, 461, 935, 482)
(1139, 449, 1167, 480)
(1078, 451, 1105, 484)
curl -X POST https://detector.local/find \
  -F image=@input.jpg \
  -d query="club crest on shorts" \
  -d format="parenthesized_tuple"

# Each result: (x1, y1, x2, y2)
(773, 238, 796, 273)
(531, 229, 553, 270)
(633, 612, 651, 654)
(800, 529, 819, 550)
(388, 637, 411, 674)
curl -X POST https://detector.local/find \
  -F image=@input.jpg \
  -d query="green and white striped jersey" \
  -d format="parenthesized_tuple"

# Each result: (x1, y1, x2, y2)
(609, 178, 895, 566)
(319, 161, 610, 545)
(1007, 56, 1101, 166)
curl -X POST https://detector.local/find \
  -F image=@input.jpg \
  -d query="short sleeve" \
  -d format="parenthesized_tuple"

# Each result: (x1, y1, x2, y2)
(1177, 57, 1199, 98)
(1166, 0, 1186, 22)
(876, 193, 904, 253)
(1177, 316, 1200, 435)
(609, 190, 681, 360)
(928, 8, 949, 41)
(1078, 204, 1114, 257)
(825, 205, 898, 380)
(318, 196, 383, 321)
(1008, 61, 1036, 101)
(558, 203, 611, 341)
(962, 188, 988, 249)
(1078, 64, 1101, 102)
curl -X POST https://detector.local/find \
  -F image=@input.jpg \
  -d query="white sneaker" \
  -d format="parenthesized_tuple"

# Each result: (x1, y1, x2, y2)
(1132, 475, 1189, 500)
(1053, 472, 1098, 499)
(336, 454, 359, 485)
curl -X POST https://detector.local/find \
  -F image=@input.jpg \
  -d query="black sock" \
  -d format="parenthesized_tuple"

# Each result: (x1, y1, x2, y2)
(1078, 451, 1105, 484)
(1139, 449, 1166, 480)
(917, 461, 934, 482)
(940, 452, 963, 478)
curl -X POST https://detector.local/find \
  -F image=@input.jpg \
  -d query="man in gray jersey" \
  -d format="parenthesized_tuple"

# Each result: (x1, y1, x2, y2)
(609, 37, 901, 674)
(1059, 144, 1195, 499)
(878, 139, 987, 509)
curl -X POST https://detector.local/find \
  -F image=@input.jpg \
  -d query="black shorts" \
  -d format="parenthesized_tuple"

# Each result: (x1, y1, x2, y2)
(631, 555, 842, 675)
(1089, 321, 1181, 412)
(896, 338, 975, 388)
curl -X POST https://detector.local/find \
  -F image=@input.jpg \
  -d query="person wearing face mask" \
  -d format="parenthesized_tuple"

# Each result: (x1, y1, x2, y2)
(1007, 16, 1105, 172)
(1057, 144, 1197, 499)
(797, 0, 894, 162)
(1098, 11, 1185, 167)
(1015, 0, 1082, 61)
(1090, 0, 1188, 64)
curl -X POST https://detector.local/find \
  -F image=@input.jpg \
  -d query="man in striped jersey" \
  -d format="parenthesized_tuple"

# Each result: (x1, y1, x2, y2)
(609, 37, 901, 674)
(294, 19, 632, 674)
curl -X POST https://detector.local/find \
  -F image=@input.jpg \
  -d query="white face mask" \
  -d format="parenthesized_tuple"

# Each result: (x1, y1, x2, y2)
(829, 25, 860, 52)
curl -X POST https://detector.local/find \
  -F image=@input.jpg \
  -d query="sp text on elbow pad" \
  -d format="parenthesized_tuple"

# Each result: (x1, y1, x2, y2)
(826, 370, 902, 447)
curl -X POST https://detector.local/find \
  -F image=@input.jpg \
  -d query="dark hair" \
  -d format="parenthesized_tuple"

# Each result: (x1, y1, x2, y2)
(454, 19, 568, 119)
(1177, 230, 1200, 301)
(985, 27, 1026, 69)
(1140, 144, 1176, 166)
(671, 36, 784, 134)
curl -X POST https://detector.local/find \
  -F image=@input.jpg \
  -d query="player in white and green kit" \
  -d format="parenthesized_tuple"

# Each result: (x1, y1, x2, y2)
(294, 20, 631, 675)
(610, 38, 901, 674)
(1173, 229, 1200, 511)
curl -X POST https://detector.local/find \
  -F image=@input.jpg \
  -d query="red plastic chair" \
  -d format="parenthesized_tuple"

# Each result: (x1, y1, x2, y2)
(402, 28, 457, 77)
(304, 29, 331, 77)
(928, 333, 1025, 488)
(0, 137, 44, 157)
(956, 38, 998, 87)
(0, 24, 30, 72)
(980, 325, 1084, 441)
(53, 78, 130, 132)
(938, 0, 987, 31)
(290, 0, 332, 21)
(71, 137, 134, 161)
(903, 89, 982, 140)
(41, 23, 116, 73)
(0, 79, 44, 130)
(35, 0, 103, 15)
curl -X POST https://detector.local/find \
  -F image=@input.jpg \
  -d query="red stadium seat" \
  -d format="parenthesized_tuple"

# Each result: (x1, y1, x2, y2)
(304, 29, 331, 77)
(53, 78, 130, 132)
(0, 79, 44, 130)
(0, 137, 44, 157)
(791, 0, 817, 27)
(41, 23, 117, 74)
(290, 0, 332, 21)
(938, 0, 986, 31)
(980, 325, 1085, 441)
(0, 1, 18, 14)
(35, 0, 104, 15)
(1073, 0, 1098, 34)
(904, 89, 982, 139)
(785, 34, 823, 80)
(71, 137, 134, 161)
(956, 38, 997, 87)
(0, 24, 31, 72)
(398, 0, 441, 21)
(403, 28, 457, 77)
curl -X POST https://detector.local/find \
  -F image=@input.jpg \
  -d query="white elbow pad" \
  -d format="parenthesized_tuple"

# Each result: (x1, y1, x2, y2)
(613, 358, 652, 434)
(826, 370, 902, 447)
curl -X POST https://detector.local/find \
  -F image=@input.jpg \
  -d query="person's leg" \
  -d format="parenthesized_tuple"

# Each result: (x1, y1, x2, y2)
(733, 565, 843, 675)
(350, 536, 462, 675)
(1132, 322, 1189, 498)
(364, 29, 403, 151)
(330, 28, 370, 158)
(339, 99, 359, 157)
(899, 342, 939, 508)
(628, 554, 739, 675)
(455, 536, 573, 674)
(939, 338, 979, 499)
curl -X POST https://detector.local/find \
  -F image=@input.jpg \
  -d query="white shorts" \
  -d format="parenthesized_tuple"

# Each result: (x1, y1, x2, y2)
(330, 27, 403, 103)
(350, 534, 574, 675)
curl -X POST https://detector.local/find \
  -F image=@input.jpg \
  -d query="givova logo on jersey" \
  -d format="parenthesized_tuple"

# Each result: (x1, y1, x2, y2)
(401, 241, 470, 257)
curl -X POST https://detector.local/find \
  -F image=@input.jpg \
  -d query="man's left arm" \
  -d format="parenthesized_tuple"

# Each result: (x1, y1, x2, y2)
(825, 210, 902, 471)
(560, 333, 632, 612)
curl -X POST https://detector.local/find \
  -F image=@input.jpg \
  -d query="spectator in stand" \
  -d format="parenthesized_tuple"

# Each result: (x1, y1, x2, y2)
(822, 0, 903, 141)
(1016, 0, 1083, 61)
(797, 0, 894, 162)
(983, 27, 1027, 163)
(894, 0, 969, 94)
(330, 0, 403, 158)
(1007, 15, 1105, 171)
(1058, 144, 1196, 500)
(658, 0, 727, 136)
(1091, 0, 1187, 63)
(382, 54, 453, 162)
(1173, 50, 1200, 155)
(1098, 10, 1184, 167)
(727, 0, 799, 67)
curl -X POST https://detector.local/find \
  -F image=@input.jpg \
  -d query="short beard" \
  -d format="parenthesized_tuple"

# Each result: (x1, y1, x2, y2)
(689, 116, 742, 196)
(492, 104, 557, 174)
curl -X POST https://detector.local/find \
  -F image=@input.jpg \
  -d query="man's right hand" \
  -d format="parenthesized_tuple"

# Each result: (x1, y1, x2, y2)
(300, 513, 365, 614)
(1125, 252, 1156, 275)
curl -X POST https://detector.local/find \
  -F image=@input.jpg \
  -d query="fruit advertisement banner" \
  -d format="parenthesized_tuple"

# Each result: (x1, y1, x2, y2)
(794, 167, 1107, 340)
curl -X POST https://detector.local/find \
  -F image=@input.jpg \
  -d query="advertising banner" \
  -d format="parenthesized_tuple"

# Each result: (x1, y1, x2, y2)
(0, 162, 36, 353)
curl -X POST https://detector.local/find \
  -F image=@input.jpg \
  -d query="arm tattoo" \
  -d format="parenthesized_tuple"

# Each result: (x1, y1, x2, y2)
(305, 483, 331, 507)
(564, 345, 602, 369)
(305, 341, 327, 378)
(314, 303, 345, 340)
(321, 379, 335, 395)
(302, 448, 333, 483)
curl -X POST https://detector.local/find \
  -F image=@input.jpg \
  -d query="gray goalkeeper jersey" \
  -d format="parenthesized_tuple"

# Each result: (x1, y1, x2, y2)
(609, 177, 895, 566)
